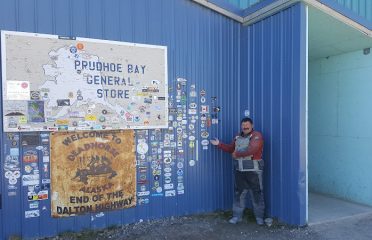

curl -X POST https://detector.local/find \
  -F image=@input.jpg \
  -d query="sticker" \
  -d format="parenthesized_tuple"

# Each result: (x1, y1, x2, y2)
(137, 191, 150, 196)
(28, 101, 45, 122)
(177, 162, 184, 168)
(7, 81, 30, 100)
(4, 101, 27, 116)
(38, 190, 49, 200)
(188, 109, 197, 115)
(201, 131, 209, 138)
(42, 179, 51, 184)
(189, 103, 197, 109)
(213, 106, 221, 112)
(164, 183, 174, 190)
(188, 136, 196, 141)
(24, 165, 33, 173)
(200, 105, 209, 113)
(85, 115, 97, 121)
(164, 176, 172, 184)
(22, 174, 40, 186)
(201, 139, 209, 146)
(200, 89, 206, 96)
(23, 150, 38, 163)
(43, 156, 50, 162)
(57, 99, 71, 106)
(30, 91, 41, 100)
(164, 157, 172, 164)
(10, 148, 19, 156)
(25, 210, 40, 218)
(200, 96, 206, 103)
(137, 142, 149, 155)
(29, 201, 39, 209)
(190, 90, 197, 98)
(165, 190, 176, 197)
(18, 116, 27, 124)
(244, 110, 250, 117)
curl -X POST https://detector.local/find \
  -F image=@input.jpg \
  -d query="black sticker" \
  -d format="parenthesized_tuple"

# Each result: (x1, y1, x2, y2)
(57, 99, 71, 106)
(21, 134, 40, 146)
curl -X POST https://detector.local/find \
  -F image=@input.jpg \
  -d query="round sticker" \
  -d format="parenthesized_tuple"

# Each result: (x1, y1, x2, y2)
(137, 142, 149, 155)
(70, 46, 77, 53)
(9, 178, 17, 185)
(164, 157, 172, 164)
(189, 135, 196, 141)
(21, 82, 28, 89)
(177, 162, 184, 168)
(189, 160, 196, 166)
(76, 43, 84, 50)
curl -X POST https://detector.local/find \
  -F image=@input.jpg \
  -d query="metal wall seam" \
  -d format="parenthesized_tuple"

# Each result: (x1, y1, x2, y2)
(240, 2, 307, 225)
(0, 0, 241, 238)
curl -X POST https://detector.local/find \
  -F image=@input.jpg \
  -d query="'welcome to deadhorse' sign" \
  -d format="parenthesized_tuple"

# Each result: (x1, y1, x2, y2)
(50, 130, 136, 217)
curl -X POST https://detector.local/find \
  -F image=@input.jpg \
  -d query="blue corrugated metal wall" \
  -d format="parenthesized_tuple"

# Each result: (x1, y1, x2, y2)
(240, 3, 307, 225)
(332, 0, 372, 22)
(0, 0, 241, 238)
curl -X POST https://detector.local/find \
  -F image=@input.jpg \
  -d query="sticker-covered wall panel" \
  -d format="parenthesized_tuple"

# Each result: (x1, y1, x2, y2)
(0, 0, 241, 238)
(1, 31, 168, 132)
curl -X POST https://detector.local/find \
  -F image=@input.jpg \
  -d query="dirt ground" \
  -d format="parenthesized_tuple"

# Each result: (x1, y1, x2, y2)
(42, 210, 372, 240)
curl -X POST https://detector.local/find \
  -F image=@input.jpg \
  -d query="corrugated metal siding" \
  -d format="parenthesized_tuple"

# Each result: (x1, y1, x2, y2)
(332, 0, 372, 22)
(240, 3, 307, 225)
(0, 0, 241, 238)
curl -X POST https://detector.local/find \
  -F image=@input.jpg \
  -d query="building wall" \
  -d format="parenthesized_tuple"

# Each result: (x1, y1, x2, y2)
(0, 0, 241, 238)
(240, 3, 307, 225)
(309, 50, 372, 206)
(332, 0, 372, 22)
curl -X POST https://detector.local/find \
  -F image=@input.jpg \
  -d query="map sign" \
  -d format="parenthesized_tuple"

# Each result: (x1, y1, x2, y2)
(1, 31, 168, 132)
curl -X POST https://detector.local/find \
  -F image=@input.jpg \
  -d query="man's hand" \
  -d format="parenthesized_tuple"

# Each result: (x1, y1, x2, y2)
(232, 151, 237, 159)
(210, 138, 220, 146)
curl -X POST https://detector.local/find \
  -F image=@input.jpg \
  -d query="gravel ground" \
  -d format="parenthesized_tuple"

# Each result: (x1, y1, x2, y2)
(41, 211, 316, 240)
(41, 210, 372, 240)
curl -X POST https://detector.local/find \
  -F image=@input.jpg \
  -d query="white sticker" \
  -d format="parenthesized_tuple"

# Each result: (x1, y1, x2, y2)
(25, 210, 40, 218)
(137, 142, 149, 155)
(137, 191, 150, 196)
(164, 183, 174, 190)
(43, 156, 50, 163)
(188, 109, 197, 115)
(189, 160, 196, 167)
(165, 190, 176, 197)
(7, 81, 30, 100)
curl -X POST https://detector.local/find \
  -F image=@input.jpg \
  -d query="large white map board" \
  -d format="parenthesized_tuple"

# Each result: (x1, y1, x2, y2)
(1, 31, 168, 132)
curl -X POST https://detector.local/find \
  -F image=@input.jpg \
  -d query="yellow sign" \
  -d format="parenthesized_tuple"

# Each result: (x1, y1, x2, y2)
(50, 130, 136, 217)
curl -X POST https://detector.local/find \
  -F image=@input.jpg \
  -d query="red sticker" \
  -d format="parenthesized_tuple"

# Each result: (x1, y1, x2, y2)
(21, 82, 28, 89)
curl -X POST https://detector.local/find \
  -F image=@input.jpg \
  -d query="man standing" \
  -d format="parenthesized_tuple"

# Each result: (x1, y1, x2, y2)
(210, 117, 265, 225)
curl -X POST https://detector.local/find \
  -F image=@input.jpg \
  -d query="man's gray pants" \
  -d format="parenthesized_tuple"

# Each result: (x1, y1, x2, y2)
(233, 170, 265, 220)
